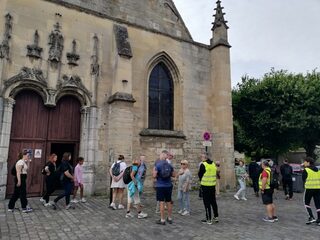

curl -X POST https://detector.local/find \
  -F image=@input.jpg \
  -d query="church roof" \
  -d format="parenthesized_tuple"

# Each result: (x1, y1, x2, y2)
(45, 0, 193, 41)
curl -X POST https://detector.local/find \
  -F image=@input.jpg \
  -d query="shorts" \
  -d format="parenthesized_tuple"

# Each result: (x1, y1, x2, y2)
(128, 189, 140, 204)
(156, 187, 172, 202)
(261, 189, 273, 205)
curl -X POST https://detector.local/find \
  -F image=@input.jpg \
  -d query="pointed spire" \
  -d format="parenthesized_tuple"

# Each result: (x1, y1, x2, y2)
(212, 0, 229, 31)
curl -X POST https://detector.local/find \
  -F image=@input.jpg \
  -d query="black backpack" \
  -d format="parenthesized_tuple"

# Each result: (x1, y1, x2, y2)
(11, 160, 19, 177)
(112, 161, 121, 176)
(269, 168, 279, 189)
(123, 166, 132, 184)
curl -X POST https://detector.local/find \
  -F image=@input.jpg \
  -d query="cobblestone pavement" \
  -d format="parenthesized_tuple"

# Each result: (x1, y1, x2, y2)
(0, 188, 319, 240)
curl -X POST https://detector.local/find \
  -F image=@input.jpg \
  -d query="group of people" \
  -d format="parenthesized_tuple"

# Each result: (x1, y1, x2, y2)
(234, 157, 320, 225)
(8, 151, 86, 212)
(7, 148, 320, 226)
(108, 151, 218, 225)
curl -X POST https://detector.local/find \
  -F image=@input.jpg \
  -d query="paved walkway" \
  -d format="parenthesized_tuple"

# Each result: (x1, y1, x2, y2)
(0, 189, 319, 240)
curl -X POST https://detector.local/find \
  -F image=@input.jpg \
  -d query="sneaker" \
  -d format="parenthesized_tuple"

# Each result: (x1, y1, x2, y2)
(71, 199, 79, 203)
(125, 212, 134, 218)
(166, 217, 173, 224)
(178, 209, 183, 214)
(273, 216, 279, 222)
(44, 202, 52, 207)
(306, 217, 316, 225)
(212, 217, 219, 223)
(156, 219, 166, 225)
(109, 202, 117, 210)
(201, 219, 208, 224)
(181, 210, 190, 216)
(52, 202, 57, 210)
(241, 197, 247, 201)
(8, 208, 14, 212)
(262, 217, 275, 223)
(234, 195, 239, 200)
(22, 207, 33, 213)
(137, 212, 148, 219)
(80, 198, 87, 203)
(66, 204, 75, 210)
(207, 220, 213, 225)
(118, 204, 125, 210)
(317, 220, 320, 226)
(255, 192, 259, 197)
(39, 198, 45, 203)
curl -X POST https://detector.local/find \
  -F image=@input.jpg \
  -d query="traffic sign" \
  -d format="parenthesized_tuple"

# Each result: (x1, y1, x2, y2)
(202, 141, 212, 147)
(203, 131, 211, 141)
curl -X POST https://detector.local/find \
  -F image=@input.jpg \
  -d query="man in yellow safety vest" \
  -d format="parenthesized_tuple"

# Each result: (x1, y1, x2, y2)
(302, 157, 320, 225)
(259, 160, 278, 223)
(198, 152, 219, 225)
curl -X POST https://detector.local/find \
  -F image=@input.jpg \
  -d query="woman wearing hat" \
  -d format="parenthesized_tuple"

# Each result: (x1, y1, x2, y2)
(177, 160, 192, 216)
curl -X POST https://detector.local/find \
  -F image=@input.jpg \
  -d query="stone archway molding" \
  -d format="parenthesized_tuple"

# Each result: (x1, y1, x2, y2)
(2, 67, 92, 108)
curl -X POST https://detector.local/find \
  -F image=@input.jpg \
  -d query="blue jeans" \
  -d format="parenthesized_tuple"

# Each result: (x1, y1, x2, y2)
(177, 190, 190, 212)
(235, 179, 246, 198)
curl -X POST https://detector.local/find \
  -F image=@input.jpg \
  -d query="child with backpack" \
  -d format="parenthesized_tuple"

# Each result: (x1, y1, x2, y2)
(109, 155, 127, 210)
(125, 159, 148, 219)
(71, 157, 86, 203)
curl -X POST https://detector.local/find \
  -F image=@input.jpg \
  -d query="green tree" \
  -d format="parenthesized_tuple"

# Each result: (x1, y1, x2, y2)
(233, 69, 320, 158)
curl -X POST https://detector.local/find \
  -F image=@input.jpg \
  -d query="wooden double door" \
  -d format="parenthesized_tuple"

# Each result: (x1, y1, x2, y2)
(6, 90, 81, 197)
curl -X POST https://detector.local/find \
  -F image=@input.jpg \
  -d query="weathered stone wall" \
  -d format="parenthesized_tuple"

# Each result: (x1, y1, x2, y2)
(0, 0, 234, 197)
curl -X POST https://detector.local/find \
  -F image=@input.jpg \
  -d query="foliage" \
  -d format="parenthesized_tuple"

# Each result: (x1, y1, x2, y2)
(233, 69, 320, 158)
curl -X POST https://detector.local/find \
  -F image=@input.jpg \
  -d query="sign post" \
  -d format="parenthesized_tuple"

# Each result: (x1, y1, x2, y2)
(202, 132, 212, 153)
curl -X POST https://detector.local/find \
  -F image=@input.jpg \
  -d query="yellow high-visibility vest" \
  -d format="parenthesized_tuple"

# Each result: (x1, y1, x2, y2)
(201, 162, 216, 186)
(259, 167, 271, 190)
(305, 168, 320, 189)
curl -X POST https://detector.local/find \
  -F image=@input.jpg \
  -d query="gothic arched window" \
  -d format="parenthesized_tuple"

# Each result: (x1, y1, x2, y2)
(148, 63, 174, 130)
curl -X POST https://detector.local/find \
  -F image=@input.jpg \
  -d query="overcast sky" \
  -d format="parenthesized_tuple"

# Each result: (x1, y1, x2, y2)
(174, 0, 320, 87)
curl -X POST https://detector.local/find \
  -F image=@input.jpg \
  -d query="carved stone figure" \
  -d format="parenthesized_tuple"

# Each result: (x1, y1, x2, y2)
(114, 25, 132, 59)
(90, 34, 99, 76)
(27, 30, 43, 59)
(67, 39, 80, 66)
(0, 13, 13, 60)
(48, 22, 64, 63)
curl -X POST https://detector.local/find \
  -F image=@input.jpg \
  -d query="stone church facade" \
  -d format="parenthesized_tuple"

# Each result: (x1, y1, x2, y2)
(0, 0, 234, 199)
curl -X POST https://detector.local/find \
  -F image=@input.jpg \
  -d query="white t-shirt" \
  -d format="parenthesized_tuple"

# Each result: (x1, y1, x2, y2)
(16, 159, 28, 174)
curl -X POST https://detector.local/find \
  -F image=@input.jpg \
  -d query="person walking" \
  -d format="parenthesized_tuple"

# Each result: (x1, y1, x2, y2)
(234, 159, 248, 201)
(177, 160, 192, 216)
(198, 152, 219, 225)
(52, 152, 74, 210)
(72, 157, 86, 203)
(302, 157, 320, 225)
(259, 160, 277, 223)
(280, 159, 293, 200)
(125, 159, 148, 219)
(109, 155, 127, 210)
(41, 153, 58, 207)
(8, 150, 33, 213)
(153, 150, 175, 225)
(249, 158, 261, 197)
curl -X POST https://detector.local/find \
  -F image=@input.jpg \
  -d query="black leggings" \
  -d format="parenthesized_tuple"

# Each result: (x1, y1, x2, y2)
(8, 174, 28, 209)
(43, 177, 56, 203)
(54, 181, 73, 206)
(251, 177, 259, 193)
(304, 189, 320, 219)
(201, 185, 218, 220)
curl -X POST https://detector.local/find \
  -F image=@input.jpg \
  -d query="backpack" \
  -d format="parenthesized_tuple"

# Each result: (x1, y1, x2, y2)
(112, 161, 121, 176)
(41, 162, 49, 175)
(159, 161, 172, 179)
(269, 168, 279, 189)
(11, 160, 19, 177)
(123, 166, 132, 184)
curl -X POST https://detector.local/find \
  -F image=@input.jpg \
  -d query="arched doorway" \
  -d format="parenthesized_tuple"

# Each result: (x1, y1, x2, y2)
(6, 90, 81, 197)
